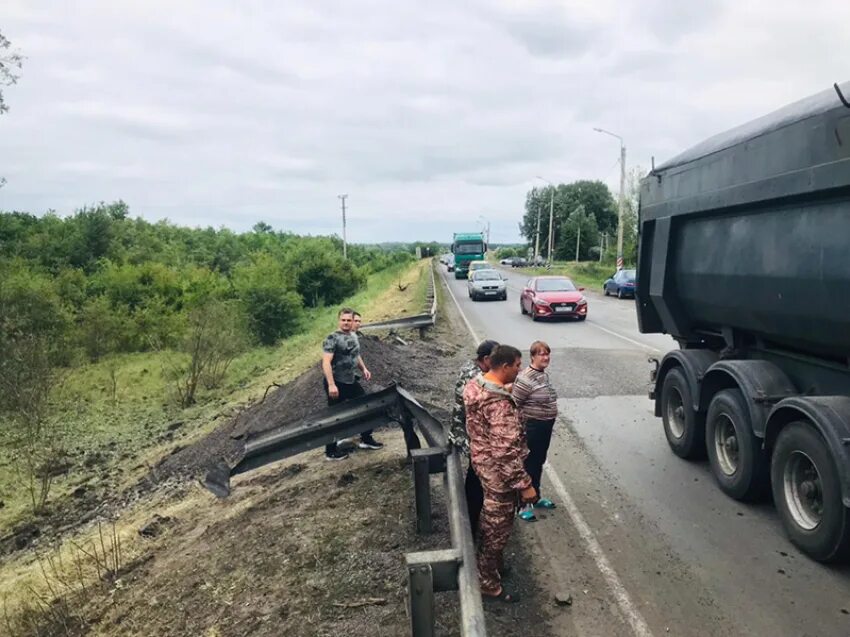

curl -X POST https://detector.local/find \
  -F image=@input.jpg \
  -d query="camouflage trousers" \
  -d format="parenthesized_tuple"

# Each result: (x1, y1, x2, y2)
(477, 488, 517, 596)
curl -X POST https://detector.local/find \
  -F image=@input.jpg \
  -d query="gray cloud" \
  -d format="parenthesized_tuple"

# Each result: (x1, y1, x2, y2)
(1, 0, 849, 243)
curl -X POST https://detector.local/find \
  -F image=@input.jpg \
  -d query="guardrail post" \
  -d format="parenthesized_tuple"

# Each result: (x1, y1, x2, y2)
(412, 449, 436, 533)
(408, 561, 435, 637)
(406, 549, 461, 637)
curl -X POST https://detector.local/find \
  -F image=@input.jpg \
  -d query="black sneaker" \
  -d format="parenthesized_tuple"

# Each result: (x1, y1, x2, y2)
(358, 435, 384, 450)
(325, 448, 350, 461)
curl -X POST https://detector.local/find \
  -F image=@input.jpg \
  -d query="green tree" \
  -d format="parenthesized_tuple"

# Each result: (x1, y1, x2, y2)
(558, 205, 600, 262)
(283, 239, 366, 308)
(232, 253, 303, 344)
(520, 181, 616, 260)
(0, 29, 22, 116)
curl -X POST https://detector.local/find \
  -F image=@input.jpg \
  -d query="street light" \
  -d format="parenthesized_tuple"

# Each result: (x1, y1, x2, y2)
(536, 176, 555, 266)
(593, 127, 626, 270)
(477, 215, 491, 249)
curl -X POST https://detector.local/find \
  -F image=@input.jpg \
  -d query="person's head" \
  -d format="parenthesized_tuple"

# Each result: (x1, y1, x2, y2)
(338, 307, 355, 332)
(529, 340, 551, 371)
(488, 344, 522, 385)
(352, 311, 362, 331)
(475, 339, 499, 372)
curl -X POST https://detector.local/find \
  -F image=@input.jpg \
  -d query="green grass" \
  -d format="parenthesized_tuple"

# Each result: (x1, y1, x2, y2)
(0, 259, 431, 532)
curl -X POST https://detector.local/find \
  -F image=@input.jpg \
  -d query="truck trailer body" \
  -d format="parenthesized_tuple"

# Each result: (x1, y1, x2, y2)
(638, 81, 850, 562)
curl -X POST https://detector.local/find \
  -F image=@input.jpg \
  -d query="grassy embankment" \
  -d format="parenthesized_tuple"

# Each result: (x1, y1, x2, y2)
(0, 258, 434, 632)
(0, 258, 433, 533)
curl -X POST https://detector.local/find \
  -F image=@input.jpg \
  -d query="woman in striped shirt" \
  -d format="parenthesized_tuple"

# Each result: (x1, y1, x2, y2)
(512, 340, 558, 521)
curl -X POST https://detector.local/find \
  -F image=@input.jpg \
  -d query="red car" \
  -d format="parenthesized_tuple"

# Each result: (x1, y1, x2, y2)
(520, 276, 588, 321)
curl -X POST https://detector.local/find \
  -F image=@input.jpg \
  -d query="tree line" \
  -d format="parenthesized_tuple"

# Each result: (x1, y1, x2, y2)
(518, 174, 641, 264)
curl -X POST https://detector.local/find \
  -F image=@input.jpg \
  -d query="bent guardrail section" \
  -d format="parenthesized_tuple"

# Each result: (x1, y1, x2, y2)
(360, 259, 438, 332)
(202, 380, 486, 637)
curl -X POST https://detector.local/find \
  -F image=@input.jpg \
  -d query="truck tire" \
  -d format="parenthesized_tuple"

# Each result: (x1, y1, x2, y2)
(706, 389, 768, 501)
(661, 367, 705, 459)
(771, 422, 850, 562)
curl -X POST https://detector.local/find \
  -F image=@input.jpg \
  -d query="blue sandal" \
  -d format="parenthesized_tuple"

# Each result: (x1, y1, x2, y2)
(518, 508, 537, 522)
(535, 498, 556, 510)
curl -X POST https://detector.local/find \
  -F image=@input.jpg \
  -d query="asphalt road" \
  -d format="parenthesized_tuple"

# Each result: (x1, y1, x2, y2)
(439, 264, 850, 637)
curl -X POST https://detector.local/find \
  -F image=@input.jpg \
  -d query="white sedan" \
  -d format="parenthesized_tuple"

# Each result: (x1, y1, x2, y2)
(467, 269, 507, 301)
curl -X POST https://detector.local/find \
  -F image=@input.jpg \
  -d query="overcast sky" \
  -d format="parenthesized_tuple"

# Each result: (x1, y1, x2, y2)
(1, 1, 848, 243)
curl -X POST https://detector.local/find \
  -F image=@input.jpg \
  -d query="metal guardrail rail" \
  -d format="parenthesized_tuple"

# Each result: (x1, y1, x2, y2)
(360, 259, 438, 332)
(202, 379, 486, 637)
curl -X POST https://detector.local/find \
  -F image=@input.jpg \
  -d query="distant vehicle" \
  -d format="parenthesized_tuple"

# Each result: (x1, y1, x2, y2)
(499, 257, 515, 265)
(468, 260, 494, 274)
(467, 269, 507, 301)
(520, 276, 587, 321)
(446, 255, 455, 272)
(604, 269, 636, 299)
(451, 232, 486, 279)
(639, 81, 850, 561)
(511, 257, 528, 268)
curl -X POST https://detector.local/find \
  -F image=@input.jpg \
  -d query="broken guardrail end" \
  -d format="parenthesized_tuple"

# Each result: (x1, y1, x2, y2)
(202, 460, 233, 498)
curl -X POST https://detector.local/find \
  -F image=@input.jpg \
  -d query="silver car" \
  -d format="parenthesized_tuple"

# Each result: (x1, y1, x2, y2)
(467, 269, 507, 301)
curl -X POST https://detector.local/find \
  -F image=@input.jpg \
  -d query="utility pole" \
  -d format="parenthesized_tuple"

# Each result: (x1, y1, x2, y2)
(593, 127, 626, 270)
(534, 198, 541, 263)
(575, 209, 582, 263)
(599, 232, 605, 263)
(536, 176, 556, 266)
(337, 194, 348, 259)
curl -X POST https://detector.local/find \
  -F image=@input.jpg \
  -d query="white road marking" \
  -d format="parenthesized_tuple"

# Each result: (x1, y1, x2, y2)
(585, 319, 661, 353)
(439, 268, 656, 637)
(544, 465, 655, 637)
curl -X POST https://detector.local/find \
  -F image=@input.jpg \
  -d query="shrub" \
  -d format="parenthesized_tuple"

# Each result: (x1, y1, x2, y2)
(232, 253, 303, 344)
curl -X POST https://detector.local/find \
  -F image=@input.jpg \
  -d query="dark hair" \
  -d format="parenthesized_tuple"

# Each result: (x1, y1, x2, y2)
(338, 307, 355, 318)
(475, 339, 499, 360)
(529, 340, 550, 356)
(489, 344, 521, 368)
(352, 311, 362, 318)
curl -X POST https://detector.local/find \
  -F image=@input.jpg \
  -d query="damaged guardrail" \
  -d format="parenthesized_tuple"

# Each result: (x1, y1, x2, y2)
(202, 381, 485, 637)
(360, 259, 438, 333)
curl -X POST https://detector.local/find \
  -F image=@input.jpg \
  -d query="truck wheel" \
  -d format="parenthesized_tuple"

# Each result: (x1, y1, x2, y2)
(660, 367, 705, 459)
(771, 422, 850, 562)
(706, 389, 768, 501)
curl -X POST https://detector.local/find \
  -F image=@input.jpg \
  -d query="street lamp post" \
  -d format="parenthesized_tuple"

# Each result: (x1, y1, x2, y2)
(536, 176, 555, 266)
(477, 215, 491, 248)
(593, 128, 626, 270)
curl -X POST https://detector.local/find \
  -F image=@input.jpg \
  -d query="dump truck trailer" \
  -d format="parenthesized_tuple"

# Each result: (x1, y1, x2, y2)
(637, 81, 850, 562)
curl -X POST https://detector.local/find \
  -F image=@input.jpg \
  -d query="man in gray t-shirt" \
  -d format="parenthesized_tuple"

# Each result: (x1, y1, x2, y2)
(321, 307, 383, 460)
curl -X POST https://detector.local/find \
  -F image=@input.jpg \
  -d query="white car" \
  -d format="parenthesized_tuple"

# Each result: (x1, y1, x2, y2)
(467, 269, 507, 301)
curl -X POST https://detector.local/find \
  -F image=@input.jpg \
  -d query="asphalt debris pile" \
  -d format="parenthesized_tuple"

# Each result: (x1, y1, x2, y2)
(149, 333, 464, 486)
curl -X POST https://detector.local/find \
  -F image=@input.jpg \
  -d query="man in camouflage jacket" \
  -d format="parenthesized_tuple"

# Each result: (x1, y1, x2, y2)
(463, 344, 537, 601)
(450, 339, 498, 534)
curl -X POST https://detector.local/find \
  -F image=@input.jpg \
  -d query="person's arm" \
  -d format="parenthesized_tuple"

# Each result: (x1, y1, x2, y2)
(322, 352, 338, 398)
(483, 401, 533, 493)
(356, 355, 371, 381)
(511, 372, 532, 411)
